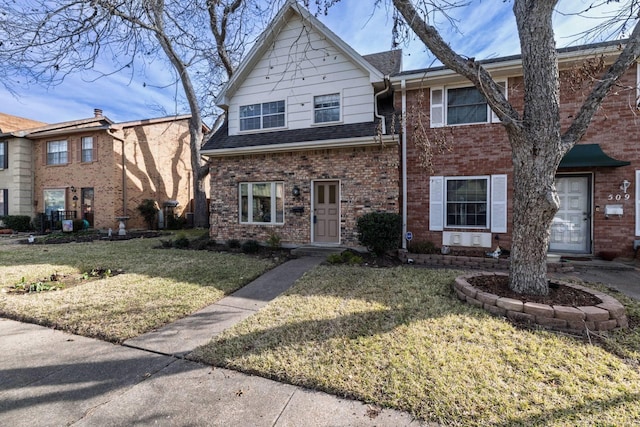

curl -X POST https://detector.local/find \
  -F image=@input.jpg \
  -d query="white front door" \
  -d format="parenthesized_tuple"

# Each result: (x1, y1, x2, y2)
(549, 176, 591, 253)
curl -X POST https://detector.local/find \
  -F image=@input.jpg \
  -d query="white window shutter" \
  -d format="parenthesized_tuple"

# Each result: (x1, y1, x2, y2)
(491, 174, 508, 233)
(430, 87, 444, 128)
(429, 176, 444, 231)
(491, 81, 508, 123)
(636, 170, 640, 236)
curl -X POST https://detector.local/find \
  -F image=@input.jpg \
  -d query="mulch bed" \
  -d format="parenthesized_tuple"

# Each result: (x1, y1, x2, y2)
(468, 274, 601, 306)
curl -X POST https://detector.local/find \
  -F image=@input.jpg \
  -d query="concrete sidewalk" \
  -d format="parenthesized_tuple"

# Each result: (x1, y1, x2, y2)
(0, 257, 425, 427)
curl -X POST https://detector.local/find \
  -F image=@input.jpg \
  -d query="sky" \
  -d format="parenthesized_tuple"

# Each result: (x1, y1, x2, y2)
(0, 0, 628, 125)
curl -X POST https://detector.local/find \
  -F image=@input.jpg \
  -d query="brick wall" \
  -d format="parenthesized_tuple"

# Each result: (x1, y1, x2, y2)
(208, 144, 400, 246)
(401, 64, 640, 258)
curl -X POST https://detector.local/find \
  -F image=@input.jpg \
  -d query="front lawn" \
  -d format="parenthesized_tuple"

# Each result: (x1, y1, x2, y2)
(190, 266, 640, 426)
(0, 236, 277, 342)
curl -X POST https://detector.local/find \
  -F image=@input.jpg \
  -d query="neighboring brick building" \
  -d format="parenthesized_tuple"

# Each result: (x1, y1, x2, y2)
(202, 0, 400, 247)
(0, 110, 201, 230)
(392, 41, 640, 259)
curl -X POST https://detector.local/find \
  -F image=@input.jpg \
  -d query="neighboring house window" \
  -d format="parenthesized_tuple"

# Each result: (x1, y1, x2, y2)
(81, 137, 94, 162)
(239, 182, 284, 224)
(0, 189, 7, 216)
(0, 141, 7, 169)
(430, 82, 507, 127)
(47, 140, 68, 165)
(43, 189, 66, 215)
(239, 101, 285, 131)
(314, 94, 340, 123)
(430, 175, 507, 232)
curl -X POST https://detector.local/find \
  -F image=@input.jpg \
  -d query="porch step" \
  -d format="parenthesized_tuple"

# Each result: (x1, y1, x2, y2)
(291, 246, 346, 257)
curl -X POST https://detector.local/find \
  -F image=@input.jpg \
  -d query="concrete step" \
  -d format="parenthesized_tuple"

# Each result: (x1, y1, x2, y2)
(291, 246, 345, 257)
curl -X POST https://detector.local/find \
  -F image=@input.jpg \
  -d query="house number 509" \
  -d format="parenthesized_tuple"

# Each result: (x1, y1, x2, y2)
(608, 194, 630, 201)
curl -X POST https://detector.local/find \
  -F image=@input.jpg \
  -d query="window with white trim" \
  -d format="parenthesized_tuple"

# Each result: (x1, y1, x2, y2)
(314, 93, 340, 123)
(430, 174, 507, 232)
(239, 101, 285, 131)
(81, 136, 94, 162)
(239, 182, 284, 224)
(47, 140, 68, 165)
(0, 141, 7, 169)
(431, 81, 507, 127)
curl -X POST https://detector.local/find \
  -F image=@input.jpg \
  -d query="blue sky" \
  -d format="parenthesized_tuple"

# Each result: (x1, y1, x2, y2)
(1, 0, 626, 125)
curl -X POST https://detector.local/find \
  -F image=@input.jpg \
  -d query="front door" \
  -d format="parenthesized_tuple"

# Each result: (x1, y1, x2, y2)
(549, 175, 591, 253)
(313, 181, 340, 244)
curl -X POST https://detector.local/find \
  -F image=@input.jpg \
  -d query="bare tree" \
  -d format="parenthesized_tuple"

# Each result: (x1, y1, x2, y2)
(391, 0, 640, 294)
(0, 0, 269, 228)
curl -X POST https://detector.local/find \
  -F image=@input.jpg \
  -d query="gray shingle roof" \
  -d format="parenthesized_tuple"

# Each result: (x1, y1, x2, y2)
(363, 50, 402, 75)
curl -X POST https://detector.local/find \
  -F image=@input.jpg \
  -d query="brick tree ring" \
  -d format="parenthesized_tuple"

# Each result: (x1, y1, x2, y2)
(453, 272, 628, 334)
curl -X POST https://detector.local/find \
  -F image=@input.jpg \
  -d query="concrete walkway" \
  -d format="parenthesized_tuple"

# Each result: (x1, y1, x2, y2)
(0, 257, 425, 427)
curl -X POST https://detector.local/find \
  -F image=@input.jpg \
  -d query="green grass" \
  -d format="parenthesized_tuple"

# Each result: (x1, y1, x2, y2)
(190, 266, 640, 426)
(0, 236, 276, 342)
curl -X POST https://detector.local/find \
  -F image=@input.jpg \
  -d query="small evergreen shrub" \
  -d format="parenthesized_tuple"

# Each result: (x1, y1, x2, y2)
(227, 239, 241, 249)
(241, 239, 260, 254)
(173, 234, 190, 249)
(409, 240, 439, 254)
(0, 215, 33, 232)
(327, 251, 364, 265)
(137, 199, 158, 230)
(266, 232, 282, 248)
(357, 212, 402, 256)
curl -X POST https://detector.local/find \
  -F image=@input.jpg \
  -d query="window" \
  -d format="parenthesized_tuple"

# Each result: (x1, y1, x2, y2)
(239, 101, 285, 131)
(43, 189, 65, 215)
(0, 141, 7, 169)
(314, 94, 340, 123)
(47, 140, 68, 165)
(81, 137, 94, 162)
(431, 81, 507, 127)
(239, 182, 284, 224)
(0, 189, 7, 216)
(430, 175, 507, 232)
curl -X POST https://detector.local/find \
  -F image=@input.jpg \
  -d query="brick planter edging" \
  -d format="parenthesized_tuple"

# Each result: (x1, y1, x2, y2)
(399, 252, 574, 274)
(454, 272, 628, 334)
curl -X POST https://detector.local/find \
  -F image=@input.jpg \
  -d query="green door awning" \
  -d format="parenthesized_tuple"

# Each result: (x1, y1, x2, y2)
(559, 144, 630, 168)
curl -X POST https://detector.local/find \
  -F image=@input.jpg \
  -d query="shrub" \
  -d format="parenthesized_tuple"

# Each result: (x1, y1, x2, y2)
(241, 239, 260, 254)
(0, 215, 32, 232)
(356, 212, 402, 256)
(173, 234, 190, 249)
(327, 251, 363, 265)
(166, 214, 187, 230)
(409, 240, 439, 254)
(72, 219, 85, 232)
(137, 199, 158, 230)
(266, 232, 282, 248)
(227, 239, 241, 249)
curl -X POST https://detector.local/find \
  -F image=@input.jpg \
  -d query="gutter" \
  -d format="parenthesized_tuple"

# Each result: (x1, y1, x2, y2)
(401, 79, 408, 250)
(374, 77, 391, 135)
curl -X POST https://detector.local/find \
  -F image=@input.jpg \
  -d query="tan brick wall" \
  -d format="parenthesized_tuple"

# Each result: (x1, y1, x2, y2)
(33, 118, 196, 230)
(208, 144, 400, 246)
(401, 64, 640, 258)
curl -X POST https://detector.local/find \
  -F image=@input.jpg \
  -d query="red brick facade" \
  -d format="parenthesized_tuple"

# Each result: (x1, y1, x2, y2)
(208, 144, 399, 246)
(399, 63, 640, 258)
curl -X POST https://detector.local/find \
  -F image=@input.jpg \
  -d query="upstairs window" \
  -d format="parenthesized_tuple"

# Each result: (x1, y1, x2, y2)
(0, 141, 6, 169)
(239, 100, 285, 131)
(81, 137, 94, 162)
(314, 94, 340, 123)
(47, 140, 68, 165)
(431, 81, 507, 127)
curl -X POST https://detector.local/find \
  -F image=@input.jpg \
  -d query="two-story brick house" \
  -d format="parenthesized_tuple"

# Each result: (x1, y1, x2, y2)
(202, 0, 401, 247)
(1, 110, 201, 230)
(393, 41, 640, 259)
(204, 1, 639, 258)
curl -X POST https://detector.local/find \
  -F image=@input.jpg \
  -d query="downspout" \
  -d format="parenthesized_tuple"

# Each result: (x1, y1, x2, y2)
(374, 77, 391, 135)
(401, 79, 408, 250)
(108, 129, 127, 219)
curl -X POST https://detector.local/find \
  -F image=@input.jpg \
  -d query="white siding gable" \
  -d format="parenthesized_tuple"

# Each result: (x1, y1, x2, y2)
(228, 14, 375, 135)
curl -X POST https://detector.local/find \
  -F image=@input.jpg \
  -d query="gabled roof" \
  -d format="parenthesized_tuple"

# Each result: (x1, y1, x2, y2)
(1, 115, 114, 139)
(0, 112, 46, 133)
(363, 50, 402, 76)
(216, 0, 386, 108)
